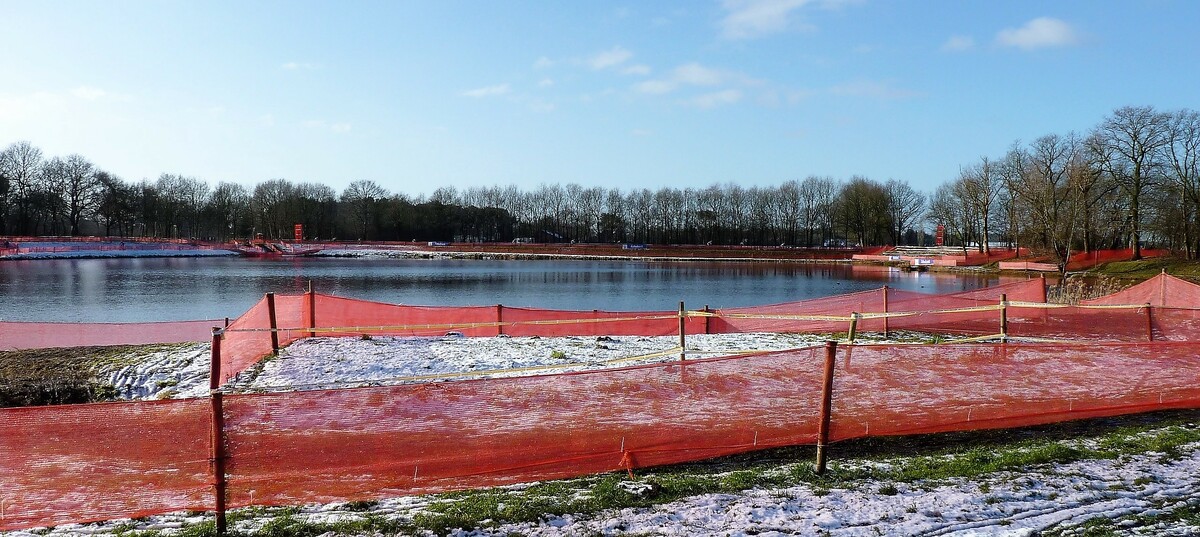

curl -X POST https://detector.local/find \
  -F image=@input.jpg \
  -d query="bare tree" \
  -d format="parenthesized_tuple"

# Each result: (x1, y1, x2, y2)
(885, 179, 925, 246)
(340, 180, 389, 240)
(958, 156, 1001, 253)
(1165, 108, 1200, 257)
(58, 154, 101, 235)
(1093, 105, 1172, 259)
(0, 141, 44, 234)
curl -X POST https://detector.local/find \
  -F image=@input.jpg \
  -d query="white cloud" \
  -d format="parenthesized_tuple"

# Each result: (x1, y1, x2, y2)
(996, 17, 1078, 50)
(533, 56, 555, 69)
(635, 80, 676, 95)
(0, 91, 66, 120)
(461, 84, 511, 98)
(71, 86, 107, 101)
(674, 63, 727, 86)
(589, 46, 633, 70)
(630, 128, 652, 137)
(257, 114, 275, 128)
(689, 89, 743, 108)
(622, 64, 651, 76)
(529, 100, 557, 113)
(281, 61, 320, 70)
(303, 120, 351, 133)
(538, 78, 555, 88)
(830, 80, 920, 100)
(941, 35, 975, 52)
(720, 0, 810, 39)
(635, 63, 755, 95)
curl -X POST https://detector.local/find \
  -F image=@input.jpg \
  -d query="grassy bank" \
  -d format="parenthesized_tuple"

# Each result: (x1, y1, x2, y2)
(0, 345, 171, 407)
(1088, 257, 1200, 280)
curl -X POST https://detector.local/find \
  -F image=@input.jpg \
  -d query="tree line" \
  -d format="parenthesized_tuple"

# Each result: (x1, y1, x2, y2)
(1, 105, 1197, 264)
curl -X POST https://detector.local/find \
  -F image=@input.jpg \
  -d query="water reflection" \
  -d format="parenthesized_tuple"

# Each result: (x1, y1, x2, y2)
(0, 257, 1027, 322)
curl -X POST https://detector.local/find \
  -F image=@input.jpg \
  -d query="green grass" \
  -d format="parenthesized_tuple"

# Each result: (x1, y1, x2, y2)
(0, 344, 187, 407)
(97, 409, 1200, 537)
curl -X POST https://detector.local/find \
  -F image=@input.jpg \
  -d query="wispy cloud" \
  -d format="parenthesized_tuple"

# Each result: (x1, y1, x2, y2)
(538, 78, 555, 88)
(71, 86, 107, 101)
(689, 89, 743, 108)
(635, 63, 755, 94)
(281, 61, 320, 70)
(303, 120, 351, 133)
(635, 80, 675, 95)
(720, 0, 810, 39)
(461, 84, 511, 98)
(533, 56, 555, 69)
(996, 17, 1078, 50)
(589, 46, 633, 70)
(941, 35, 975, 52)
(622, 64, 651, 76)
(830, 80, 921, 100)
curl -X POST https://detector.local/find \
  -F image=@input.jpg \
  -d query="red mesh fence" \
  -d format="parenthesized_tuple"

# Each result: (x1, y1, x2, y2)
(830, 342, 1200, 439)
(220, 349, 826, 507)
(0, 319, 223, 351)
(7, 338, 1200, 529)
(0, 398, 213, 531)
(212, 341, 1200, 514)
(1081, 273, 1200, 307)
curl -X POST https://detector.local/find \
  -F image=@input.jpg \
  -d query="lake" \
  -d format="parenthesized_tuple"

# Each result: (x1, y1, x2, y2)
(0, 257, 1019, 322)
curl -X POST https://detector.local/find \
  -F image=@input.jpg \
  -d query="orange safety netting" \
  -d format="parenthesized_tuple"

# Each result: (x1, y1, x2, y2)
(711, 279, 1046, 335)
(217, 294, 698, 385)
(1081, 272, 1200, 307)
(0, 398, 213, 530)
(6, 340, 1200, 529)
(216, 341, 1200, 509)
(0, 320, 224, 351)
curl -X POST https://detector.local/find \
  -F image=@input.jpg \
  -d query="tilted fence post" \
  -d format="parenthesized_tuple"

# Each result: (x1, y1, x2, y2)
(266, 292, 279, 355)
(815, 340, 838, 475)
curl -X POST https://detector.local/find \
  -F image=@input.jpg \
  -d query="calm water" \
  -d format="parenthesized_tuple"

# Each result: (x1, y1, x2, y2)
(0, 257, 1015, 322)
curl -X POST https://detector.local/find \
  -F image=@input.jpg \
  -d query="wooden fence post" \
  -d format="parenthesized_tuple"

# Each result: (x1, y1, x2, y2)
(815, 340, 838, 475)
(847, 313, 859, 343)
(497, 304, 505, 336)
(703, 304, 711, 335)
(882, 286, 890, 339)
(210, 328, 222, 390)
(210, 391, 227, 535)
(306, 281, 316, 339)
(999, 293, 1008, 342)
(678, 301, 686, 361)
(1145, 303, 1154, 342)
(208, 327, 227, 535)
(266, 292, 279, 354)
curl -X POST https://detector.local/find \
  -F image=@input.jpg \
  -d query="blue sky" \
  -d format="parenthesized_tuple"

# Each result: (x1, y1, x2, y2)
(1, 0, 1196, 196)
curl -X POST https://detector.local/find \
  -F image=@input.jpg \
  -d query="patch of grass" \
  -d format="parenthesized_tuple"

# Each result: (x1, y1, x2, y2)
(0, 344, 184, 407)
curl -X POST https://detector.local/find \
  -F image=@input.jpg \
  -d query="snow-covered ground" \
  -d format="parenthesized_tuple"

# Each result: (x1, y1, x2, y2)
(9, 332, 1195, 536)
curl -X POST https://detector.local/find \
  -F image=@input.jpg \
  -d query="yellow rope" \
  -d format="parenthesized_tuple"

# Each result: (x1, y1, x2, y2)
(254, 346, 688, 388)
